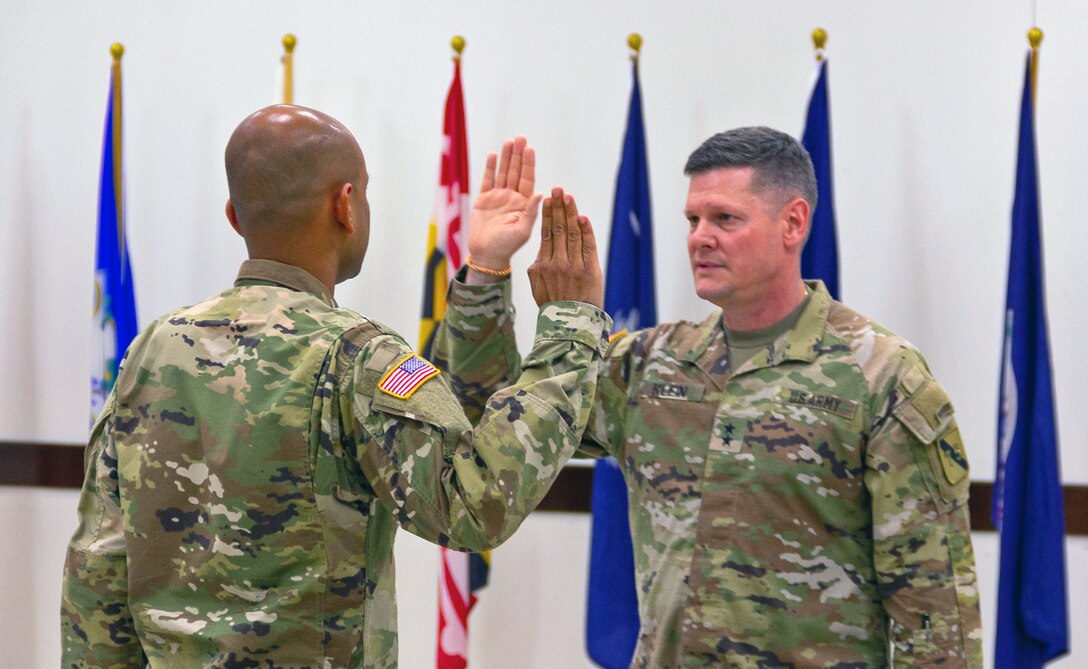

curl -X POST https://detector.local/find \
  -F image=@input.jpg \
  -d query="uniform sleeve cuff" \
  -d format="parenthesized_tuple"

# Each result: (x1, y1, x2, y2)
(446, 267, 514, 341)
(535, 301, 613, 356)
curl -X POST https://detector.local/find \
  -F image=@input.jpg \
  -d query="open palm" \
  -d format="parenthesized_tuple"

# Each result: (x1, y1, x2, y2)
(467, 136, 542, 270)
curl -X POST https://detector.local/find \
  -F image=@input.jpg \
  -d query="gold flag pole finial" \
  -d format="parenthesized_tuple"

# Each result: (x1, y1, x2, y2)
(281, 34, 296, 104)
(628, 33, 643, 62)
(108, 43, 125, 260)
(812, 28, 827, 61)
(1027, 27, 1043, 103)
(451, 35, 466, 61)
(1027, 27, 1043, 49)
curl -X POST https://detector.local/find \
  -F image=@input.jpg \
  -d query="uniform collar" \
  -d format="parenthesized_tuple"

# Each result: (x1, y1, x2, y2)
(680, 311, 726, 365)
(234, 259, 338, 307)
(679, 280, 832, 377)
(735, 280, 831, 373)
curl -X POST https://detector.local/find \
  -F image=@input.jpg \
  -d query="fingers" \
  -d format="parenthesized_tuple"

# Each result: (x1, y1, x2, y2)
(480, 152, 497, 193)
(527, 190, 603, 308)
(549, 188, 569, 264)
(496, 140, 514, 189)
(491, 136, 531, 194)
(577, 215, 599, 270)
(538, 192, 555, 262)
(518, 145, 536, 197)
(506, 136, 526, 192)
(564, 192, 582, 265)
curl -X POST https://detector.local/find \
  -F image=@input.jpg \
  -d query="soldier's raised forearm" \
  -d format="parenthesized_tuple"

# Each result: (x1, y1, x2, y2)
(352, 301, 611, 551)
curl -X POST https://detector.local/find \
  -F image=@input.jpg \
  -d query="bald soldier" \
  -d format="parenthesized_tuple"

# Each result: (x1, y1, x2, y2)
(61, 105, 610, 668)
(436, 127, 983, 667)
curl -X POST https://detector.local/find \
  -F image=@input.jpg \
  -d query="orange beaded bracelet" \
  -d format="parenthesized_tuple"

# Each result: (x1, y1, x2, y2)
(465, 256, 513, 277)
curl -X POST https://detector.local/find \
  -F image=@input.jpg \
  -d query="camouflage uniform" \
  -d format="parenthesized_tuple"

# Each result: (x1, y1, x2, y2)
(436, 279, 983, 668)
(61, 259, 611, 668)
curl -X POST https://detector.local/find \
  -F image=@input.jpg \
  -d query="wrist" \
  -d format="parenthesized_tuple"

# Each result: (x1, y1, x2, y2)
(465, 268, 509, 286)
(465, 255, 512, 276)
(465, 251, 511, 271)
(464, 256, 512, 285)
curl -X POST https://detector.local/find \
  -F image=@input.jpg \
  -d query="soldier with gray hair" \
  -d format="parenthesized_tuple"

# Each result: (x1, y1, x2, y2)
(61, 104, 611, 668)
(438, 126, 983, 667)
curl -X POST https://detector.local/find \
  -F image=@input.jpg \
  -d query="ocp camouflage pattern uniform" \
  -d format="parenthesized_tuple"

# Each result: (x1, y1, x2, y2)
(435, 279, 983, 668)
(62, 259, 611, 668)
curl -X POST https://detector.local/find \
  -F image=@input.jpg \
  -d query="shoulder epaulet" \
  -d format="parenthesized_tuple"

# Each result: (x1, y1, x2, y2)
(334, 319, 408, 379)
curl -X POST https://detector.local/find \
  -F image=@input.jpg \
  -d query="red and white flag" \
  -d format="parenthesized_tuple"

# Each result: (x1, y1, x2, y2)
(418, 50, 487, 669)
(418, 54, 469, 360)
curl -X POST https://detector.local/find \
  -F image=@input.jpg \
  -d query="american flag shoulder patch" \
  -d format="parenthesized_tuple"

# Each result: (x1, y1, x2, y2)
(378, 354, 441, 399)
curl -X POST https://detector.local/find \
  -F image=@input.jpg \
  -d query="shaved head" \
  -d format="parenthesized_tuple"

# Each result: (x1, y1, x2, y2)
(225, 105, 365, 236)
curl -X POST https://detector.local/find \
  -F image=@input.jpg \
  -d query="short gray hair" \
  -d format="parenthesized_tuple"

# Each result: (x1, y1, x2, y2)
(684, 126, 817, 212)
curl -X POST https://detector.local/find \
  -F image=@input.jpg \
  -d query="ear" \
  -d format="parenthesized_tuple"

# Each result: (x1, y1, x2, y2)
(781, 197, 810, 251)
(225, 200, 243, 237)
(333, 183, 355, 234)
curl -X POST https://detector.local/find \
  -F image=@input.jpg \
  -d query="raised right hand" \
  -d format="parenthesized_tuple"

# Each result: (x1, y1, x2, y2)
(466, 136, 542, 276)
(527, 187, 603, 307)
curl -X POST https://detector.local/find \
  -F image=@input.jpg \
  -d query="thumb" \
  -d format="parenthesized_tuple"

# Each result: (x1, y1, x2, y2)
(524, 192, 544, 227)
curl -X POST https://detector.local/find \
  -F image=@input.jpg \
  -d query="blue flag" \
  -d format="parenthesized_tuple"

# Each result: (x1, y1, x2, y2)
(91, 69, 137, 424)
(800, 57, 840, 300)
(586, 59, 654, 669)
(992, 50, 1068, 668)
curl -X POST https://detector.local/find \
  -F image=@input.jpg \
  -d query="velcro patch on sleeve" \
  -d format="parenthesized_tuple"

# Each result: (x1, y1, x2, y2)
(893, 374, 955, 444)
(378, 354, 440, 399)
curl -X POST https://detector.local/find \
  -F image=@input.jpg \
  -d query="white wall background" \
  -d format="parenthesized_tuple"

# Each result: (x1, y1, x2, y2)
(0, 1, 1084, 667)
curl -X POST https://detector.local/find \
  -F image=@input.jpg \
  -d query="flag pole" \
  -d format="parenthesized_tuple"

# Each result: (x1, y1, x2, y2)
(110, 43, 125, 258)
(812, 27, 827, 62)
(281, 33, 296, 104)
(1028, 27, 1042, 103)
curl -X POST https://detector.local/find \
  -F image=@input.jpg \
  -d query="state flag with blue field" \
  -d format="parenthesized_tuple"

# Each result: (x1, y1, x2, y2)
(92, 44, 137, 425)
(586, 52, 653, 669)
(992, 41, 1068, 669)
(800, 50, 839, 300)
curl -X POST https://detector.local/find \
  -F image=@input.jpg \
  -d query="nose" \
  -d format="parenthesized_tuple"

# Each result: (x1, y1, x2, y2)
(688, 219, 715, 249)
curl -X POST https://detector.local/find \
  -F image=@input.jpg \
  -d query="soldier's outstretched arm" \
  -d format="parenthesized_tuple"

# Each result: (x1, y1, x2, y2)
(61, 397, 149, 667)
(348, 192, 610, 550)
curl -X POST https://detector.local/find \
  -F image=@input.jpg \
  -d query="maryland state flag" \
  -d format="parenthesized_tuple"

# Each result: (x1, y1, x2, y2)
(91, 44, 137, 425)
(993, 39, 1068, 669)
(422, 51, 489, 669)
(419, 58, 468, 360)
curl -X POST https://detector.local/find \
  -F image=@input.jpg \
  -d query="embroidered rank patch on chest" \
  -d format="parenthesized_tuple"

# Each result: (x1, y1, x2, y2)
(378, 354, 440, 399)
